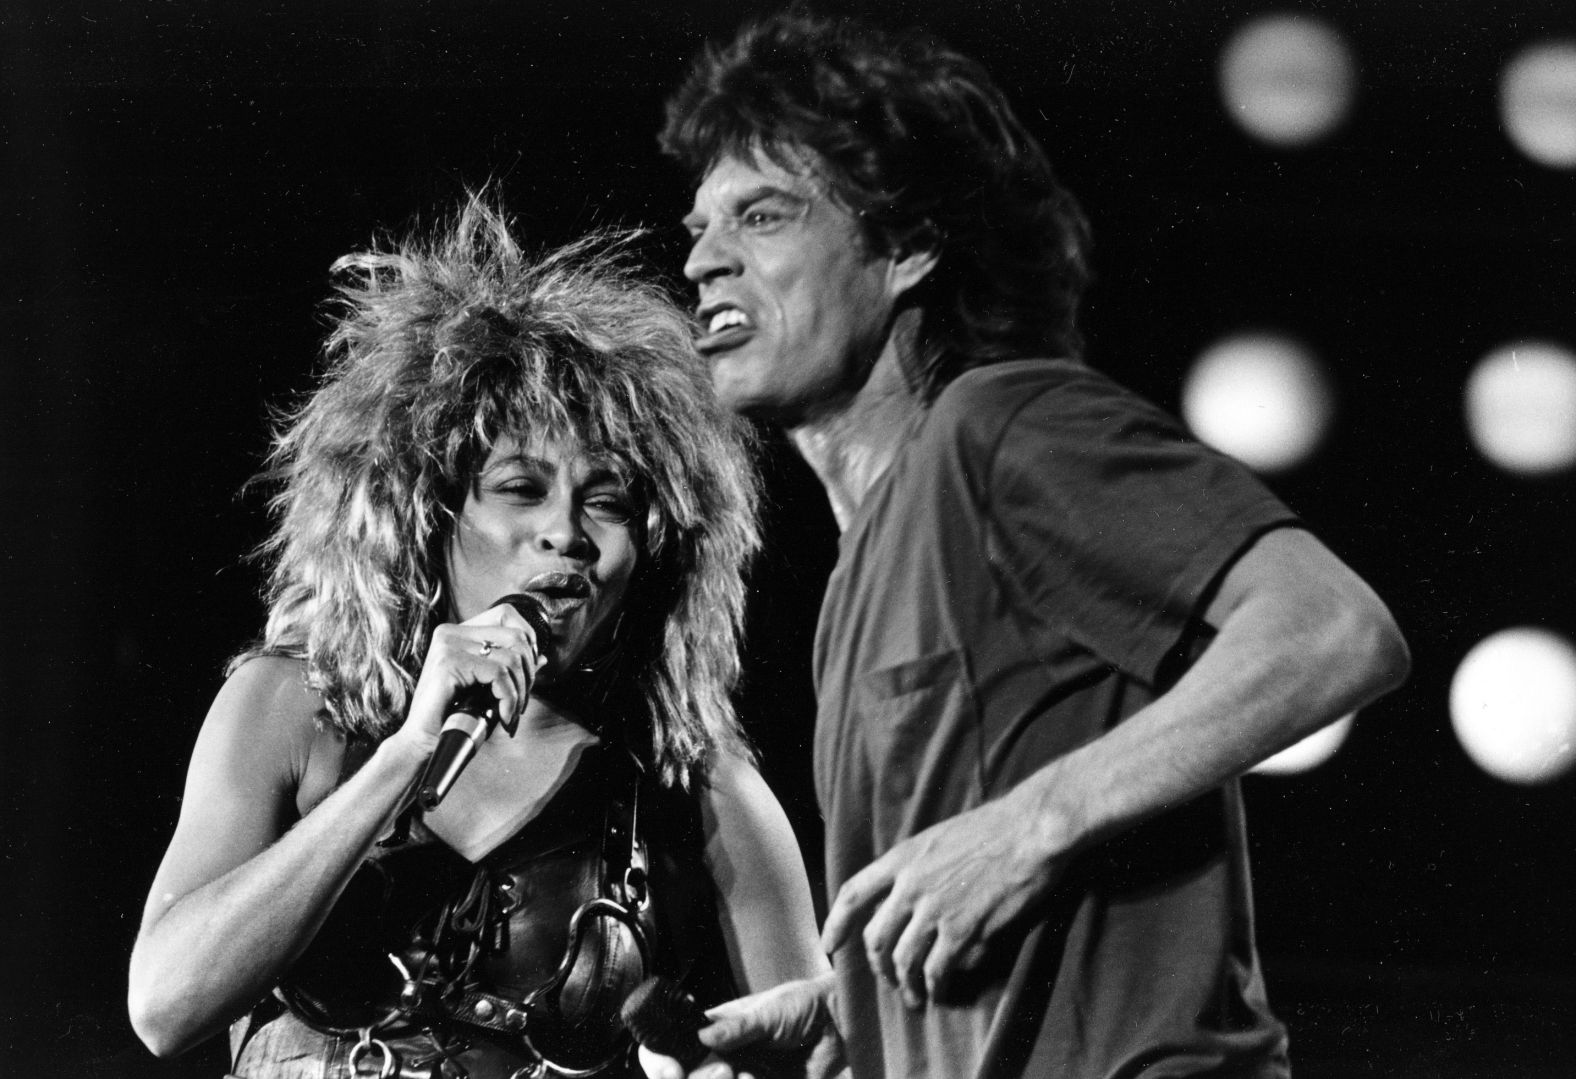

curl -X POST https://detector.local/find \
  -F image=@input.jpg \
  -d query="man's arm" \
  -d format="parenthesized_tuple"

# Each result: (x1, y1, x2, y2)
(822, 526, 1411, 1005)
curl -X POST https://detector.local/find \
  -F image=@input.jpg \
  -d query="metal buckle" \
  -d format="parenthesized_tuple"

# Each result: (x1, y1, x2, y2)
(621, 864, 649, 910)
(496, 877, 524, 916)
(349, 1027, 397, 1078)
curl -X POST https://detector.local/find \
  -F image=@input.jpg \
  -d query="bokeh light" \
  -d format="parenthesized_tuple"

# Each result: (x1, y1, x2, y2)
(1252, 714, 1354, 776)
(1451, 628, 1576, 785)
(1219, 13, 1357, 147)
(1182, 333, 1334, 472)
(1500, 39, 1576, 168)
(1464, 340, 1576, 475)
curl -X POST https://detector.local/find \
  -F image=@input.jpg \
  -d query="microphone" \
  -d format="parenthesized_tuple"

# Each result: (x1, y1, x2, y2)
(415, 593, 550, 812)
(620, 976, 709, 1070)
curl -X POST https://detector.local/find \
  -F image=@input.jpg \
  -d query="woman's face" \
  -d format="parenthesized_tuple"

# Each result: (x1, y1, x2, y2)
(446, 435, 642, 680)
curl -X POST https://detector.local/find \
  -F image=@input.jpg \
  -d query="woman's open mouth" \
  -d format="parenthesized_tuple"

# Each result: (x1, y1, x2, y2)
(522, 572, 592, 620)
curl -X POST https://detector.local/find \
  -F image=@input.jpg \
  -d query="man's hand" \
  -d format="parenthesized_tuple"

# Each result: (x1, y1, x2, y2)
(821, 792, 1071, 1008)
(637, 973, 846, 1079)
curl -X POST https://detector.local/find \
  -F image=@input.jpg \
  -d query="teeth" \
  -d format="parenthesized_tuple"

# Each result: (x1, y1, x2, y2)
(707, 309, 750, 334)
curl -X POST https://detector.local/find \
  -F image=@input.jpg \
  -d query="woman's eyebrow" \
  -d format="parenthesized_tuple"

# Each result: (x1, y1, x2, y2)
(484, 452, 553, 474)
(582, 464, 632, 488)
(481, 454, 630, 489)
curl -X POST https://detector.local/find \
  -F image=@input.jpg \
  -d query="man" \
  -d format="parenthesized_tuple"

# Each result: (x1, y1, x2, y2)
(648, 13, 1410, 1079)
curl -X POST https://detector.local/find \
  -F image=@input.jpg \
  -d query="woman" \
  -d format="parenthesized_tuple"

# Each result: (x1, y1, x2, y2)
(128, 199, 826, 1078)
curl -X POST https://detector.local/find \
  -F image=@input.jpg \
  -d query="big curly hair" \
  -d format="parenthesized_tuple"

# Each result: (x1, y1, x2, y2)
(661, 10, 1092, 398)
(239, 197, 759, 786)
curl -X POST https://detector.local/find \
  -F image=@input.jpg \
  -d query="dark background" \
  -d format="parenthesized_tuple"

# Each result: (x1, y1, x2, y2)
(4, 1, 1575, 1075)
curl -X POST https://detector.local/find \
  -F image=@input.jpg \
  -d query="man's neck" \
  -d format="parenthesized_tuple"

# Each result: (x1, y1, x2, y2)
(787, 332, 926, 532)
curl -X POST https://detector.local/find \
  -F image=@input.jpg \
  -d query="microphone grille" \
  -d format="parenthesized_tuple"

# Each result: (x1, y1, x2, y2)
(496, 593, 551, 644)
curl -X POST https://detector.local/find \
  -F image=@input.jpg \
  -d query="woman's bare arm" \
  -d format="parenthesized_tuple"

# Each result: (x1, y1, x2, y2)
(699, 752, 828, 993)
(126, 657, 428, 1056)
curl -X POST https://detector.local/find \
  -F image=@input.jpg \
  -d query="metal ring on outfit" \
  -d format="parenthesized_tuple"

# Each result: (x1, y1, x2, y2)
(349, 1029, 397, 1078)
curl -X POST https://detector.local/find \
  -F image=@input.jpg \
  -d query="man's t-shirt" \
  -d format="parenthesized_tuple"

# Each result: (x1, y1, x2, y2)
(814, 359, 1298, 1079)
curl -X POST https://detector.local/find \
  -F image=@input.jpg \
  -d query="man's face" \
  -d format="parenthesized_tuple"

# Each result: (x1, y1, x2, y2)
(682, 150, 908, 422)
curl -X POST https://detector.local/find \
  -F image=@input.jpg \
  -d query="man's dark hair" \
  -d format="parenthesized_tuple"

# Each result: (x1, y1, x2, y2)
(660, 11, 1092, 397)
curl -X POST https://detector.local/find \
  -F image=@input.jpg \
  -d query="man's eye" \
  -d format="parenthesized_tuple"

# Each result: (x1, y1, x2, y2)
(742, 210, 781, 228)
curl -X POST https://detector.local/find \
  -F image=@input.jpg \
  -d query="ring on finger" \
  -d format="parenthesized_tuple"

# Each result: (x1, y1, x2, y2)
(479, 639, 495, 656)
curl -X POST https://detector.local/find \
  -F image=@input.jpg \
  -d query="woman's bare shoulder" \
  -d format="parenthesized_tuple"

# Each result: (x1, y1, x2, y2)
(219, 654, 319, 716)
(202, 655, 331, 798)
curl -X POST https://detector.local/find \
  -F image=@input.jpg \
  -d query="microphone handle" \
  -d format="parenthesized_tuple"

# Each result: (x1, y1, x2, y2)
(415, 593, 550, 812)
(416, 692, 498, 811)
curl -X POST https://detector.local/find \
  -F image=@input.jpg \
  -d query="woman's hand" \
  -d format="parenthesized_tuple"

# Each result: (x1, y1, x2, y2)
(394, 599, 547, 755)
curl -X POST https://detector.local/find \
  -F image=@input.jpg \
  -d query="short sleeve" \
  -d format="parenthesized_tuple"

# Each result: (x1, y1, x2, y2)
(946, 361, 1299, 683)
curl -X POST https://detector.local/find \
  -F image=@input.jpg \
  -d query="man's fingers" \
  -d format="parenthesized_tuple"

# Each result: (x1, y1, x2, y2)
(927, 934, 988, 1002)
(697, 993, 781, 1052)
(698, 1015, 754, 1052)
(806, 1028, 848, 1079)
(860, 890, 914, 992)
(698, 975, 835, 1055)
(864, 923, 900, 992)
(920, 926, 961, 1002)
(636, 1046, 735, 1079)
(890, 916, 938, 1008)
(636, 1046, 686, 1079)
(822, 859, 896, 955)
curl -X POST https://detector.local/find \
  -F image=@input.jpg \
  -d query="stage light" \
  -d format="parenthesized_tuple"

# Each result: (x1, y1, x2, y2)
(1500, 39, 1576, 168)
(1218, 13, 1357, 147)
(1252, 714, 1354, 776)
(1464, 341, 1576, 475)
(1182, 333, 1334, 473)
(1451, 628, 1576, 786)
